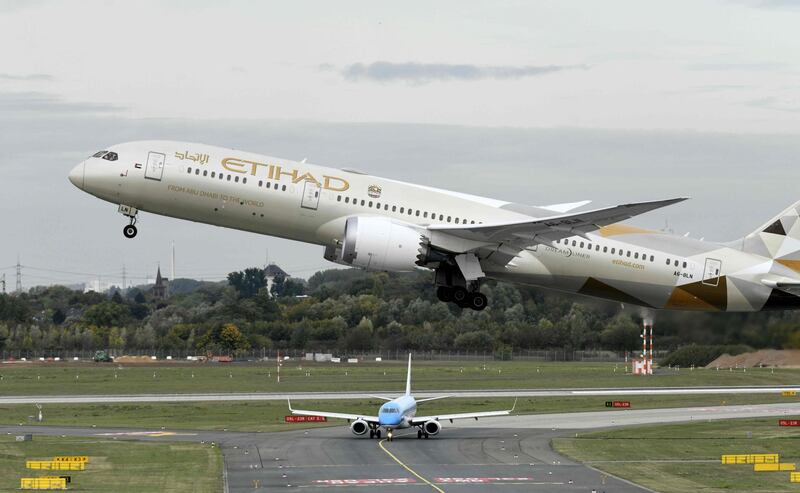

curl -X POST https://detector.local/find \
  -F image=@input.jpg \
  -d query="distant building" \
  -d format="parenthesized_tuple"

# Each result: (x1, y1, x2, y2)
(152, 266, 169, 300)
(265, 263, 288, 297)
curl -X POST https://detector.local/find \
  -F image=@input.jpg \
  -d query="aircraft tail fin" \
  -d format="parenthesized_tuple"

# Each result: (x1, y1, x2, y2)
(405, 353, 412, 396)
(738, 200, 800, 265)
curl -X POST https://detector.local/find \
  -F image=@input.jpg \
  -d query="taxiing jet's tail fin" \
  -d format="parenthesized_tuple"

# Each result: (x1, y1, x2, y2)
(738, 200, 800, 268)
(405, 353, 412, 396)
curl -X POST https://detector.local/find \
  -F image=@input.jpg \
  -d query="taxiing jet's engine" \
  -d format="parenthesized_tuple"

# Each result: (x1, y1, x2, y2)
(350, 419, 369, 436)
(423, 420, 441, 436)
(335, 217, 425, 272)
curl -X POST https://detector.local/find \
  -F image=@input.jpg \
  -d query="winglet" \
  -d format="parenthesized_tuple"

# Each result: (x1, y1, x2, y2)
(287, 398, 294, 412)
(510, 397, 518, 413)
(405, 353, 412, 396)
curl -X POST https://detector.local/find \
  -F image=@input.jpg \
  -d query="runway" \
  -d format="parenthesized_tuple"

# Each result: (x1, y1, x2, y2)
(2, 385, 799, 404)
(3, 402, 799, 492)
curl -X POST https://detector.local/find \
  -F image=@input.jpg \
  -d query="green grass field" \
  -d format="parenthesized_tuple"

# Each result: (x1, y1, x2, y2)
(0, 361, 796, 395)
(0, 393, 794, 432)
(553, 416, 800, 493)
(0, 434, 221, 493)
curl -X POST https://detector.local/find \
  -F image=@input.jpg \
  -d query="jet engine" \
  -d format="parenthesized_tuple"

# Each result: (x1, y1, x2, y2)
(423, 420, 441, 436)
(336, 217, 425, 272)
(350, 419, 369, 436)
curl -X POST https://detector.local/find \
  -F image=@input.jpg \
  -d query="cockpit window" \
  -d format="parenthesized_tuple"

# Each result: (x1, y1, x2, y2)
(92, 150, 107, 158)
(382, 407, 399, 414)
(102, 152, 118, 161)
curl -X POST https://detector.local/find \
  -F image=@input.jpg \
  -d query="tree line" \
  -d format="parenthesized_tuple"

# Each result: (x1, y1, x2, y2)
(1, 267, 799, 357)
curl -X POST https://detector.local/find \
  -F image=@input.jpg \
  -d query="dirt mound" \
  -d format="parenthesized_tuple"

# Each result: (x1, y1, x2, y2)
(113, 355, 157, 364)
(706, 349, 800, 368)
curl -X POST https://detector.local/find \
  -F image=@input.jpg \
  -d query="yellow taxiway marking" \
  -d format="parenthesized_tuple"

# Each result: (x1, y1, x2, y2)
(378, 439, 445, 493)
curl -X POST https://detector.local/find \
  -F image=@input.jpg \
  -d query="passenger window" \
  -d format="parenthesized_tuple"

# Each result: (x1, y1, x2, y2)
(274, 183, 278, 189)
(595, 245, 600, 251)
(195, 169, 200, 175)
(187, 167, 192, 174)
(611, 248, 615, 254)
(620, 250, 624, 256)
(259, 180, 263, 187)
(282, 185, 286, 191)
(400, 207, 405, 213)
(580, 242, 584, 248)
(211, 171, 216, 178)
(227, 175, 231, 181)
(392, 206, 397, 212)
(408, 209, 413, 215)
(345, 197, 350, 203)
(650, 255, 654, 262)
(603, 246, 608, 253)
(572, 240, 576, 246)
(674, 260, 679, 266)
(683, 261, 687, 268)
(235, 176, 239, 183)
(455, 218, 460, 224)
(243, 177, 247, 184)
(423, 212, 428, 218)
(337, 195, 342, 202)
(416, 210, 420, 217)
(471, 220, 475, 224)
(666, 258, 670, 265)
(634, 253, 639, 259)
(203, 170, 208, 177)
(447, 216, 452, 222)
(361, 200, 365, 206)
(439, 214, 444, 220)
(384, 204, 389, 210)
(626, 251, 631, 257)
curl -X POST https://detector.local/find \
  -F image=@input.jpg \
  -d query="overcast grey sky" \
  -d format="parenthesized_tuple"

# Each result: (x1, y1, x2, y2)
(1, 0, 799, 289)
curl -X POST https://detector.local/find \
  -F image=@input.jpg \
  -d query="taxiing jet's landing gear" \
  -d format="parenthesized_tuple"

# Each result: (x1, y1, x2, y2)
(119, 204, 139, 239)
(387, 430, 393, 441)
(369, 430, 375, 439)
(416, 429, 430, 439)
(375, 429, 381, 439)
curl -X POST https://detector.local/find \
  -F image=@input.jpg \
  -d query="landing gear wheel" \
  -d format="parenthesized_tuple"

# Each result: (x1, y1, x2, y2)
(469, 292, 488, 311)
(123, 225, 138, 239)
(436, 286, 453, 302)
(387, 431, 393, 442)
(375, 430, 381, 439)
(452, 287, 469, 307)
(417, 430, 422, 439)
(370, 430, 375, 439)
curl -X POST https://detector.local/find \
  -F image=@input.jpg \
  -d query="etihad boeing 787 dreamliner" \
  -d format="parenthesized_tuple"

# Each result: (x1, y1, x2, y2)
(69, 141, 800, 312)
(288, 354, 515, 441)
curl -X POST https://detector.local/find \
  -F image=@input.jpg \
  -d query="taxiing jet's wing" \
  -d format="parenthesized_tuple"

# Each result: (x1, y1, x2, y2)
(428, 197, 687, 249)
(410, 399, 516, 425)
(288, 400, 379, 423)
(762, 279, 800, 295)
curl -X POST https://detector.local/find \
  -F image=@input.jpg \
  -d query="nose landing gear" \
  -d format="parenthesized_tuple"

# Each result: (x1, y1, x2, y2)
(119, 204, 139, 239)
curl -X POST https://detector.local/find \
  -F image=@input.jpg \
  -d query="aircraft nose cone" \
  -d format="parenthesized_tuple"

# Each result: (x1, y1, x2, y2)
(68, 161, 85, 190)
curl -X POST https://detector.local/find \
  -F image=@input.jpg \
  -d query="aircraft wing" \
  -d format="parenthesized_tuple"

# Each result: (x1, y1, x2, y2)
(410, 399, 517, 425)
(428, 197, 687, 249)
(288, 400, 379, 423)
(762, 279, 800, 295)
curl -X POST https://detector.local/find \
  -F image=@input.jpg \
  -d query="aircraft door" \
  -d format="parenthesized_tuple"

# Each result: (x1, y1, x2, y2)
(702, 258, 722, 286)
(301, 180, 321, 210)
(144, 152, 166, 181)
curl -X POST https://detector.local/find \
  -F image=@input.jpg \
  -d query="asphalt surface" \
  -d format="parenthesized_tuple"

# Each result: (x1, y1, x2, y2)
(3, 385, 799, 404)
(5, 403, 800, 492)
(1, 424, 645, 493)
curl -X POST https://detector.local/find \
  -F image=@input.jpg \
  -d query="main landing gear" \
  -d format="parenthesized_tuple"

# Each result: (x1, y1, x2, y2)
(416, 429, 430, 439)
(369, 428, 382, 439)
(436, 286, 487, 311)
(119, 204, 139, 239)
(432, 253, 488, 311)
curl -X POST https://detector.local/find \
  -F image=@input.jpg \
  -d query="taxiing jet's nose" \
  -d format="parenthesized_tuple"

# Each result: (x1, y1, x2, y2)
(68, 161, 85, 190)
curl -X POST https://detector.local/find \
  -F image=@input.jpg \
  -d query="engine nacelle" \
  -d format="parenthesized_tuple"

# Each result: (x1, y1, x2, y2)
(350, 419, 369, 436)
(339, 217, 424, 272)
(423, 420, 441, 436)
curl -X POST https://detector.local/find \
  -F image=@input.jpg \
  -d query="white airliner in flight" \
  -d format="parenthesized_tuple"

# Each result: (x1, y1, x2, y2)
(288, 355, 515, 441)
(69, 141, 800, 312)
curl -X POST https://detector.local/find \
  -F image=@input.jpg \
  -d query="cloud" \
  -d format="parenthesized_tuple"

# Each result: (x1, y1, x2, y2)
(0, 73, 54, 81)
(337, 61, 587, 84)
(745, 96, 800, 113)
(0, 91, 122, 115)
(688, 62, 787, 71)
(730, 0, 800, 9)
